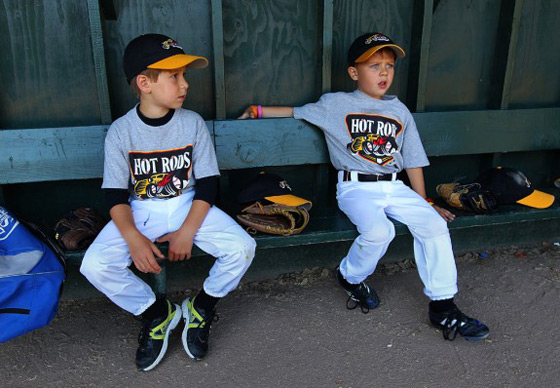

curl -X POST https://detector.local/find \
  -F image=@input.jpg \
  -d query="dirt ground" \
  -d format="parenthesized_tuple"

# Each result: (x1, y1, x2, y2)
(2, 242, 560, 388)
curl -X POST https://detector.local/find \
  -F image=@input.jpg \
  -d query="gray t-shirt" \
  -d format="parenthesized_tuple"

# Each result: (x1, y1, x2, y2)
(102, 106, 219, 200)
(293, 90, 429, 174)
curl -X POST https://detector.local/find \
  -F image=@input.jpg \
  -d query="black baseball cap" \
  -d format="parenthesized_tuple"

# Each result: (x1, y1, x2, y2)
(237, 172, 312, 208)
(476, 167, 555, 209)
(123, 33, 208, 83)
(347, 32, 405, 66)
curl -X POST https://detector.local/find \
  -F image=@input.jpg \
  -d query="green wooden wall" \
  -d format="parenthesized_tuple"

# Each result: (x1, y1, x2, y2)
(1, 0, 559, 228)
(3, 0, 559, 128)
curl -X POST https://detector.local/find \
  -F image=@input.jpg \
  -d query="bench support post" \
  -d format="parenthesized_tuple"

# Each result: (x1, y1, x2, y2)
(152, 264, 167, 297)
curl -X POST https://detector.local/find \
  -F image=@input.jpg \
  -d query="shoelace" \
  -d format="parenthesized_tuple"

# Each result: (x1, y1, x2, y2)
(345, 284, 372, 314)
(193, 311, 220, 339)
(138, 313, 169, 349)
(192, 311, 220, 332)
(441, 310, 467, 341)
(137, 323, 153, 350)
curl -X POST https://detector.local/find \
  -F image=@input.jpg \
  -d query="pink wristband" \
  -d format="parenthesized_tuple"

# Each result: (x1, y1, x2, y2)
(257, 105, 263, 119)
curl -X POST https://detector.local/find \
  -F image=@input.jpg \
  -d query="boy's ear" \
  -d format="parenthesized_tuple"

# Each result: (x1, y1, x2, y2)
(136, 74, 151, 94)
(348, 66, 358, 81)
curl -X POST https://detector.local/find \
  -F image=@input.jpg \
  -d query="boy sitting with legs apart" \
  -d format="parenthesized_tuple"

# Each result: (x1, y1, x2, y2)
(81, 34, 256, 371)
(239, 32, 489, 341)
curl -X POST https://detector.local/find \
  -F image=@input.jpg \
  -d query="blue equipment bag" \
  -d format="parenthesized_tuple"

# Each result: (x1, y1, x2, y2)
(0, 206, 66, 343)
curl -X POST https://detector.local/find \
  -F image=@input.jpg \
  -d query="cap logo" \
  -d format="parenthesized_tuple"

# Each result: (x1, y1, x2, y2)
(510, 170, 531, 188)
(365, 34, 390, 44)
(161, 39, 182, 50)
(279, 181, 292, 191)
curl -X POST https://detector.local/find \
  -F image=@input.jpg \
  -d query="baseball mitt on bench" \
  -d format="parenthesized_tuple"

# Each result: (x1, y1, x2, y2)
(54, 207, 107, 251)
(236, 202, 311, 236)
(436, 182, 498, 214)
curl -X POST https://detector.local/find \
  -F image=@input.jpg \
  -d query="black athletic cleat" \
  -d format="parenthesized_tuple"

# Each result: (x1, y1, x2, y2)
(181, 297, 218, 360)
(136, 300, 181, 371)
(429, 305, 489, 341)
(336, 266, 380, 314)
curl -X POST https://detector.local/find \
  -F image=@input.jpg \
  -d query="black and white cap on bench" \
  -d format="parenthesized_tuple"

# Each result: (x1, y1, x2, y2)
(476, 167, 555, 209)
(237, 172, 311, 208)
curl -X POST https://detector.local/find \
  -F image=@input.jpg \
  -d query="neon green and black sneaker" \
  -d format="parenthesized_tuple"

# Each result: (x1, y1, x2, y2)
(136, 300, 181, 371)
(181, 297, 218, 360)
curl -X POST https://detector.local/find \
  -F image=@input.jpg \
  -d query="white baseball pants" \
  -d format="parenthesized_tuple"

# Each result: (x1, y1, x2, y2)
(80, 191, 256, 315)
(336, 176, 458, 300)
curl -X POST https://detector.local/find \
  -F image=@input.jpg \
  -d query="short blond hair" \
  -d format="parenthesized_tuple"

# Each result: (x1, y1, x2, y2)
(130, 69, 162, 98)
(371, 47, 397, 61)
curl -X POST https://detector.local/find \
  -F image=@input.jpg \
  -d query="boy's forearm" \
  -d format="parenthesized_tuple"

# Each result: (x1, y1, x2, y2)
(179, 199, 211, 236)
(110, 204, 142, 242)
(405, 167, 427, 198)
(261, 106, 294, 118)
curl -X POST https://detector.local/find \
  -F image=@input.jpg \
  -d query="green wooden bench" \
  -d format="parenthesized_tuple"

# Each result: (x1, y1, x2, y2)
(1, 107, 559, 294)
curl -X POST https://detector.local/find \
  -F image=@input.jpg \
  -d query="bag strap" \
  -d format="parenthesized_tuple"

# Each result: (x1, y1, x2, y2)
(18, 219, 67, 274)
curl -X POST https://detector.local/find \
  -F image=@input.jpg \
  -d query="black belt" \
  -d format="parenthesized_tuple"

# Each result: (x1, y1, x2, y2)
(341, 171, 397, 182)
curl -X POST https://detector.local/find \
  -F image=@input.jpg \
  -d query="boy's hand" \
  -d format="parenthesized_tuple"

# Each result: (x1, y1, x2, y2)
(238, 106, 255, 119)
(157, 228, 195, 261)
(127, 233, 164, 273)
(433, 205, 455, 222)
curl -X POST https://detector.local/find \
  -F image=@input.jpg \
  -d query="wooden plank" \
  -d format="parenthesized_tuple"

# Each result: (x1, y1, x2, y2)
(87, 0, 112, 125)
(506, 1, 560, 108)
(214, 108, 560, 169)
(222, 0, 322, 117)
(61, 196, 560, 253)
(0, 126, 108, 184)
(0, 1, 102, 128)
(3, 108, 559, 184)
(0, 121, 214, 184)
(213, 118, 329, 169)
(416, 0, 433, 112)
(424, 1, 503, 110)
(500, 0, 524, 109)
(316, 0, 333, 209)
(321, 0, 334, 94)
(415, 108, 560, 156)
(211, 0, 226, 119)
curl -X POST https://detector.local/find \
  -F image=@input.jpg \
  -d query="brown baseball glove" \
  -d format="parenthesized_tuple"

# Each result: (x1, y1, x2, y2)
(236, 202, 311, 236)
(436, 182, 498, 214)
(54, 207, 107, 251)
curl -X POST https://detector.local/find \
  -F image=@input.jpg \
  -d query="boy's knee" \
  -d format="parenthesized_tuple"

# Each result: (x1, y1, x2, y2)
(79, 252, 97, 280)
(239, 236, 256, 265)
(427, 215, 449, 236)
(360, 223, 395, 245)
(80, 247, 110, 281)
(226, 234, 256, 266)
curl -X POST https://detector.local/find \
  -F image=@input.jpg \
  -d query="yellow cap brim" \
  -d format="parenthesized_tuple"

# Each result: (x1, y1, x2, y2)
(355, 44, 406, 63)
(148, 54, 208, 70)
(265, 194, 312, 208)
(516, 190, 555, 209)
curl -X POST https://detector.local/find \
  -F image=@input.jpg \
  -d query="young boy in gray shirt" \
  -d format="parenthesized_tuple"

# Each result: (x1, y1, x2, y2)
(81, 34, 256, 371)
(240, 32, 489, 341)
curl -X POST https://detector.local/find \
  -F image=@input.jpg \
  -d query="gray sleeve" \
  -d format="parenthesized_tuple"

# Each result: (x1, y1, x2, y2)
(101, 126, 130, 189)
(401, 114, 430, 169)
(293, 94, 330, 129)
(192, 118, 220, 179)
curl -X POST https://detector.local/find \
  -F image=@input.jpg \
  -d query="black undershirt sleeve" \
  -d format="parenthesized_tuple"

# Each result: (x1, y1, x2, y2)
(193, 176, 219, 206)
(103, 188, 130, 210)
